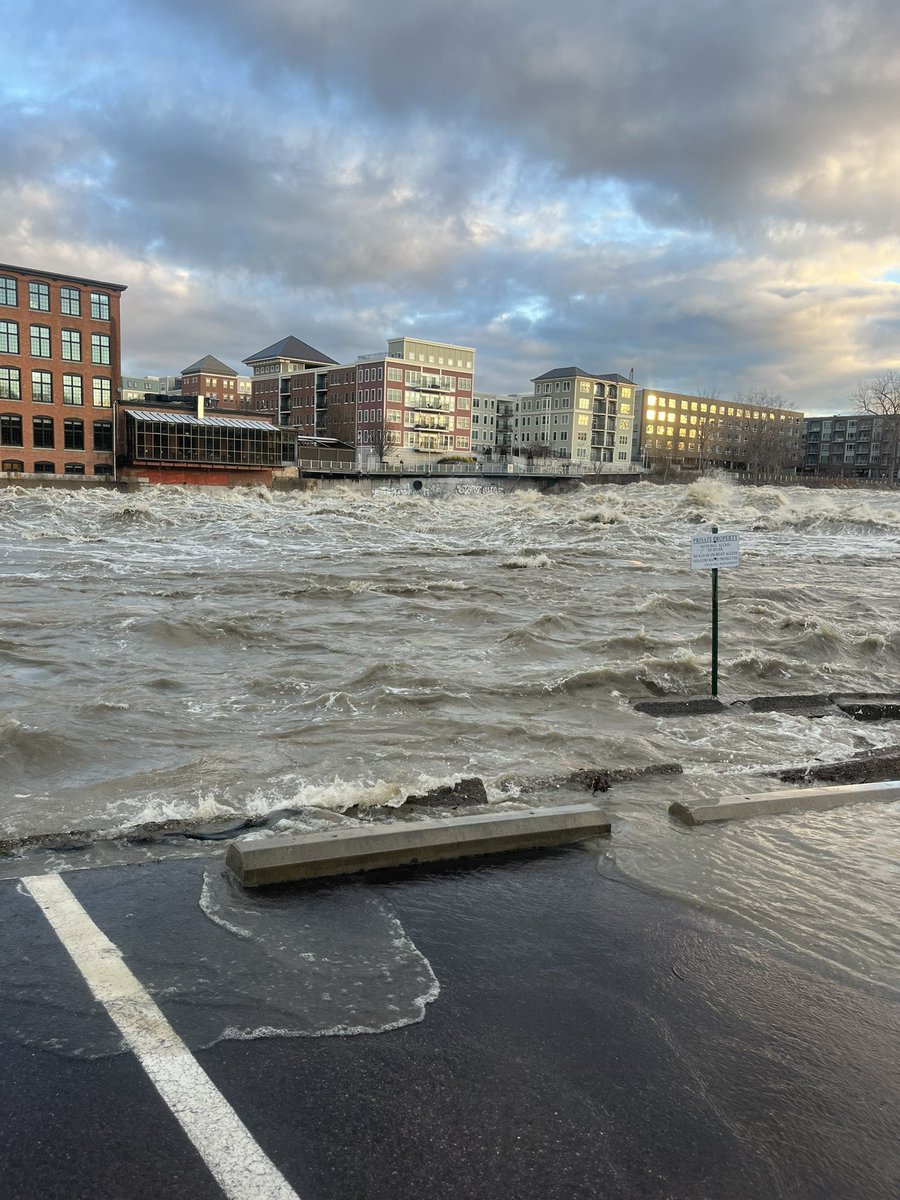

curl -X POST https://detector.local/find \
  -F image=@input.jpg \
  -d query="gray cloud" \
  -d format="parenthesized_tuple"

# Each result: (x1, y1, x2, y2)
(3, 0, 900, 411)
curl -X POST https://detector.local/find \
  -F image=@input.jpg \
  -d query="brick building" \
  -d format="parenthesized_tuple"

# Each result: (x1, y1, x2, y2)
(180, 354, 247, 408)
(0, 263, 125, 476)
(243, 336, 337, 423)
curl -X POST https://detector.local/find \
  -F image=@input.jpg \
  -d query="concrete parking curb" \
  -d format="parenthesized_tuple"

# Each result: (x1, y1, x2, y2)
(226, 804, 610, 887)
(669, 780, 900, 825)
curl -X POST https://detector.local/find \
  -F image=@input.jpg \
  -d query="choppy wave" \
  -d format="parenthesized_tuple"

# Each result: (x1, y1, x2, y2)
(2, 477, 900, 991)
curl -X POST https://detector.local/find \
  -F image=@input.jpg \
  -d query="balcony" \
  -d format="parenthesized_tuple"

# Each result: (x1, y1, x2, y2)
(406, 395, 453, 413)
(413, 420, 449, 432)
(406, 374, 454, 392)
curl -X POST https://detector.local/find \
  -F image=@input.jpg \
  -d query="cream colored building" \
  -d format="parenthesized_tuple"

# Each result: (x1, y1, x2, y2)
(515, 368, 637, 464)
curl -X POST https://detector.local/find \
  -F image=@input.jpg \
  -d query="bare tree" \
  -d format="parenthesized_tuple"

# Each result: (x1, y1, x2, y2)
(369, 424, 400, 464)
(734, 389, 797, 482)
(852, 372, 900, 484)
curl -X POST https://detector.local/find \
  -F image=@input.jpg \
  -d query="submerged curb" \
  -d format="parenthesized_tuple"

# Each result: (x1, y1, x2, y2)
(226, 804, 610, 887)
(669, 779, 900, 825)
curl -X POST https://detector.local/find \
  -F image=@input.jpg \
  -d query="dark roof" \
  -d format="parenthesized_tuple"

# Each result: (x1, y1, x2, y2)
(181, 354, 238, 377)
(531, 366, 635, 384)
(0, 262, 127, 292)
(531, 366, 594, 382)
(243, 335, 336, 366)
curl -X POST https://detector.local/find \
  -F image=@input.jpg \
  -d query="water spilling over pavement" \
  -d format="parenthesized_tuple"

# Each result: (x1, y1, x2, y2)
(1, 478, 898, 988)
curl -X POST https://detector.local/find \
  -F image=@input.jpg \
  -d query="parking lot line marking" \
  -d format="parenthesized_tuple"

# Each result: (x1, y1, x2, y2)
(23, 872, 301, 1200)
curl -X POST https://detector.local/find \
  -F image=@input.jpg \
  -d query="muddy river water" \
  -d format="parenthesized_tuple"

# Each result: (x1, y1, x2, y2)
(1, 477, 898, 995)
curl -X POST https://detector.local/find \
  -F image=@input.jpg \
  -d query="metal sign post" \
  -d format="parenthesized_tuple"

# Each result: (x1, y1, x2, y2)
(690, 526, 740, 697)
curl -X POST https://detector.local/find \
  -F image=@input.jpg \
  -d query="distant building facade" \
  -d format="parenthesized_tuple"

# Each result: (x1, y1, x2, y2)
(274, 336, 476, 459)
(470, 392, 501, 455)
(517, 368, 637, 464)
(116, 395, 294, 486)
(121, 375, 181, 402)
(639, 388, 803, 474)
(243, 336, 337, 425)
(180, 354, 250, 408)
(0, 262, 125, 477)
(801, 413, 900, 481)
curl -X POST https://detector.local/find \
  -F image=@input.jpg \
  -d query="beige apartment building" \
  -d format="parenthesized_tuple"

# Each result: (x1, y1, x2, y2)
(513, 368, 637, 464)
(639, 388, 803, 474)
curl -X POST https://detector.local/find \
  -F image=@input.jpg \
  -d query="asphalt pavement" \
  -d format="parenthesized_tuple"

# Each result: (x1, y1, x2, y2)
(0, 847, 897, 1200)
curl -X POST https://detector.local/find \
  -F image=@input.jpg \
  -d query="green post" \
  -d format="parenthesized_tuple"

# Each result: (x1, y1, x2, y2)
(710, 523, 719, 697)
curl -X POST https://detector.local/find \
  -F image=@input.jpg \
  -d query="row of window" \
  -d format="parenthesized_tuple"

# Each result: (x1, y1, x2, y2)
(0, 368, 111, 406)
(1, 460, 112, 475)
(0, 321, 111, 363)
(0, 415, 112, 451)
(0, 278, 110, 320)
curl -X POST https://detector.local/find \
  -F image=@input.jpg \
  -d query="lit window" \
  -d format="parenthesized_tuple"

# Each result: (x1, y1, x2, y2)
(92, 378, 112, 407)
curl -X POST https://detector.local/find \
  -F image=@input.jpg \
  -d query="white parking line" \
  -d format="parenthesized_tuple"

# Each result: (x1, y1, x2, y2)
(23, 872, 301, 1200)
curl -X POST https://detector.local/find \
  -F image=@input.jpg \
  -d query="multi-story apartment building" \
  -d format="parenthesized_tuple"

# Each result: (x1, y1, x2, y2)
(470, 392, 501, 455)
(801, 413, 900, 480)
(283, 336, 476, 459)
(517, 368, 638, 464)
(243, 336, 337, 423)
(0, 263, 125, 477)
(180, 355, 250, 408)
(639, 388, 803, 474)
(496, 395, 516, 455)
(121, 374, 181, 402)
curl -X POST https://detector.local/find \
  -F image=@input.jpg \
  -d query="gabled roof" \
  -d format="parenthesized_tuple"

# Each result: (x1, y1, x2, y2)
(532, 366, 635, 384)
(532, 366, 596, 382)
(181, 354, 238, 377)
(595, 371, 634, 384)
(243, 335, 336, 366)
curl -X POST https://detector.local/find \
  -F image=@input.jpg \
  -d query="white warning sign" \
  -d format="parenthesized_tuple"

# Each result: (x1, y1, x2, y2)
(690, 531, 740, 570)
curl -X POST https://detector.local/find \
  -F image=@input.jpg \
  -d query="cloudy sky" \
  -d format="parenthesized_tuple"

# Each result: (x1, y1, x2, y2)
(4, 0, 900, 410)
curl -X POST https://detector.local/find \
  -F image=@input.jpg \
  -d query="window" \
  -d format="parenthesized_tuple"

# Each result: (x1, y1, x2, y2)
(91, 333, 110, 365)
(0, 276, 16, 306)
(0, 366, 20, 400)
(94, 464, 113, 476)
(90, 292, 110, 320)
(34, 461, 55, 474)
(63, 374, 83, 405)
(93, 421, 113, 451)
(92, 378, 111, 407)
(0, 320, 19, 353)
(64, 419, 84, 450)
(32, 370, 52, 402)
(29, 281, 50, 311)
(33, 416, 54, 448)
(1, 459, 24, 472)
(64, 463, 85, 475)
(62, 329, 81, 361)
(1, 414, 24, 445)
(60, 287, 81, 316)
(30, 324, 51, 357)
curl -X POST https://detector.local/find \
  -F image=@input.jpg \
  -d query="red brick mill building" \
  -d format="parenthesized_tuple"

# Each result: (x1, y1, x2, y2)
(0, 263, 295, 487)
(0, 263, 125, 477)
